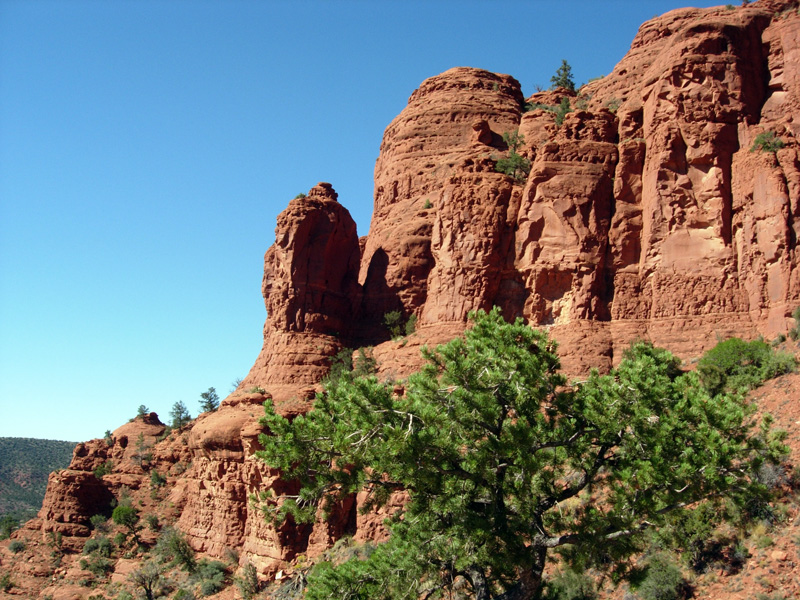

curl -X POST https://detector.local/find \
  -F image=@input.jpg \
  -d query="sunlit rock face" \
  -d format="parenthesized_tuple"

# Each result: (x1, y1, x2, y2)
(37, 0, 800, 579)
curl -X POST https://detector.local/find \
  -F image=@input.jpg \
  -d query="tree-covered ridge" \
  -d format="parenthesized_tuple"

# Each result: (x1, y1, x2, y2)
(0, 437, 76, 519)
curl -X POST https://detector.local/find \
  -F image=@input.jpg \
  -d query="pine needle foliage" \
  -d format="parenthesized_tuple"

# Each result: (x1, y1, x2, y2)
(257, 309, 786, 600)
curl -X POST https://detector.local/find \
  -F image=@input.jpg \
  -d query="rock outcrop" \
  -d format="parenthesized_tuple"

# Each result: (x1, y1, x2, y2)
(33, 0, 800, 587)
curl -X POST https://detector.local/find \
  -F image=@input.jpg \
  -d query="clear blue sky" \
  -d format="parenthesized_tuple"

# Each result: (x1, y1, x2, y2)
(0, 0, 722, 442)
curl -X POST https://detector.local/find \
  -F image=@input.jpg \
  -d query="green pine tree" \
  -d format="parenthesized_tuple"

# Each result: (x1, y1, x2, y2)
(257, 309, 786, 600)
(551, 59, 576, 92)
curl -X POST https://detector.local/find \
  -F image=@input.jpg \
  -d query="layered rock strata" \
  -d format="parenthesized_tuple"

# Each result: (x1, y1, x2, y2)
(37, 0, 800, 578)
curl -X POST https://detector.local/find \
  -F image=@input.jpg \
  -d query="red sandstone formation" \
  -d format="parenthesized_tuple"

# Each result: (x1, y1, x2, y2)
(27, 0, 800, 593)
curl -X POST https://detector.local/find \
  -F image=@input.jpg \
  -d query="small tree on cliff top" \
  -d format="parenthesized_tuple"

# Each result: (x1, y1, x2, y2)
(199, 387, 220, 413)
(257, 308, 785, 600)
(550, 59, 576, 91)
(170, 401, 191, 429)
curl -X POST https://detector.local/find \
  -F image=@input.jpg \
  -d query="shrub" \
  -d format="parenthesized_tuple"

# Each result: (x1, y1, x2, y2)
(326, 348, 354, 383)
(755, 534, 774, 548)
(423, 199, 433, 209)
(294, 193, 307, 199)
(383, 311, 404, 338)
(83, 536, 113, 557)
(80, 555, 114, 578)
(193, 559, 227, 596)
(606, 97, 621, 112)
(150, 470, 167, 488)
(174, 589, 197, 600)
(631, 553, 686, 600)
(235, 562, 260, 600)
(146, 514, 160, 532)
(112, 505, 140, 542)
(0, 515, 18, 539)
(697, 337, 796, 396)
(353, 347, 377, 377)
(93, 460, 113, 479)
(495, 130, 531, 182)
(496, 153, 531, 181)
(0, 572, 13, 592)
(156, 528, 196, 572)
(90, 514, 109, 532)
(543, 569, 598, 599)
(405, 314, 418, 336)
(554, 97, 572, 126)
(789, 306, 800, 340)
(156, 426, 172, 442)
(751, 130, 785, 153)
(8, 539, 25, 554)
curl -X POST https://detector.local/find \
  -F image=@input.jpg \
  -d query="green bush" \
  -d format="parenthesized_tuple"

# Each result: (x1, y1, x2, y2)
(156, 528, 196, 572)
(495, 130, 531, 182)
(80, 555, 114, 578)
(83, 536, 113, 557)
(0, 572, 13, 592)
(384, 311, 404, 338)
(0, 515, 18, 539)
(353, 347, 377, 378)
(93, 460, 113, 479)
(294, 193, 307, 199)
(192, 559, 227, 596)
(542, 569, 598, 599)
(750, 130, 785, 153)
(8, 539, 25, 554)
(496, 153, 531, 181)
(789, 306, 800, 340)
(405, 314, 418, 336)
(605, 97, 621, 112)
(146, 514, 160, 531)
(235, 562, 260, 600)
(554, 97, 572, 126)
(150, 470, 166, 488)
(423, 199, 433, 209)
(89, 514, 109, 532)
(174, 589, 197, 600)
(326, 347, 354, 383)
(112, 505, 140, 542)
(631, 553, 686, 600)
(697, 337, 796, 396)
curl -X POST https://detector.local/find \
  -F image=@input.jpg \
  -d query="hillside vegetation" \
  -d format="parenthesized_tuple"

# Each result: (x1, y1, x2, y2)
(0, 437, 75, 524)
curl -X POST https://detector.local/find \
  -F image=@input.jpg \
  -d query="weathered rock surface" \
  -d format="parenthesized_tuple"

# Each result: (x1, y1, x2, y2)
(31, 0, 800, 591)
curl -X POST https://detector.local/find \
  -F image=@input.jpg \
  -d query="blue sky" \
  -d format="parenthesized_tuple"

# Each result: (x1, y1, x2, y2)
(0, 0, 722, 442)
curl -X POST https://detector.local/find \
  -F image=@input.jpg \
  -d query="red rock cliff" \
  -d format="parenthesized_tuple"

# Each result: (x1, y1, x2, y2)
(35, 0, 800, 580)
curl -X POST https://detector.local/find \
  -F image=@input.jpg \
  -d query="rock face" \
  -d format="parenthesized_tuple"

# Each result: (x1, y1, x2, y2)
(35, 0, 800, 582)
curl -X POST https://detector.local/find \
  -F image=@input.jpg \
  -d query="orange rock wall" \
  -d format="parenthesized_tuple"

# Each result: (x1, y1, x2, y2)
(37, 0, 800, 577)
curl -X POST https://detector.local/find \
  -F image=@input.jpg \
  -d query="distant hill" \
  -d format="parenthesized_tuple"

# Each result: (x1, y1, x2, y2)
(0, 437, 76, 521)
